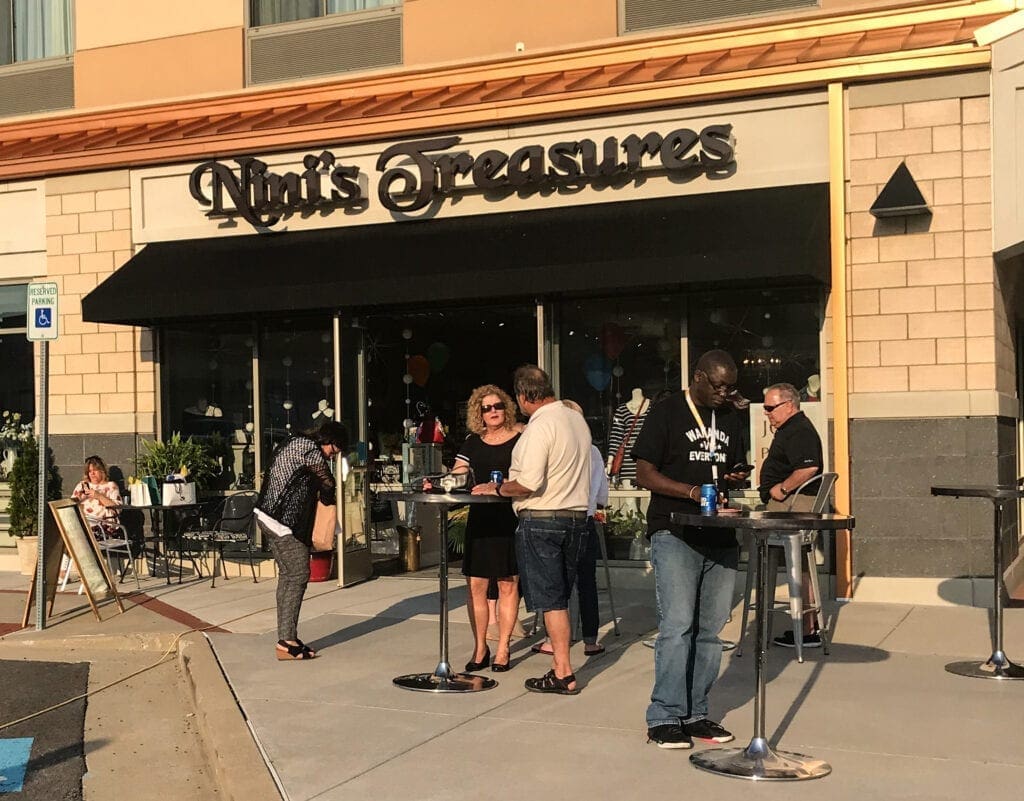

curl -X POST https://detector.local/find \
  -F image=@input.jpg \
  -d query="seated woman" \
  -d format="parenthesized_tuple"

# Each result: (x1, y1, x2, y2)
(71, 455, 123, 537)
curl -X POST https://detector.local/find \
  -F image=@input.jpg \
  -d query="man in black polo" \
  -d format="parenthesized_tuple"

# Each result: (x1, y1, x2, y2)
(758, 381, 824, 648)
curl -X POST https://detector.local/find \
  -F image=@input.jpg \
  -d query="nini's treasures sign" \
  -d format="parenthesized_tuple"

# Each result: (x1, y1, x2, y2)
(188, 125, 736, 228)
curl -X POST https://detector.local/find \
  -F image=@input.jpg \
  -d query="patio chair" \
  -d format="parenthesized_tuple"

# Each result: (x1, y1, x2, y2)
(181, 491, 259, 587)
(737, 472, 838, 663)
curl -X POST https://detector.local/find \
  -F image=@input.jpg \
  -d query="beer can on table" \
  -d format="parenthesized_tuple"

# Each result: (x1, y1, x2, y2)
(700, 483, 718, 515)
(490, 470, 504, 486)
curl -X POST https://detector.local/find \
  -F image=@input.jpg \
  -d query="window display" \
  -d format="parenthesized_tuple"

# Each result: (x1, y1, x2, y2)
(0, 284, 33, 426)
(160, 324, 255, 489)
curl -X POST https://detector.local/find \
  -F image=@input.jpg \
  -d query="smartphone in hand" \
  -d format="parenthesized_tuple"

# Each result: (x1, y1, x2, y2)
(731, 462, 755, 473)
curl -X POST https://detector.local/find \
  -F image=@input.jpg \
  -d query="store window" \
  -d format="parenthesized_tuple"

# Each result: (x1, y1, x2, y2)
(363, 305, 537, 471)
(0, 0, 74, 66)
(686, 287, 822, 404)
(556, 295, 683, 459)
(0, 284, 33, 424)
(258, 317, 334, 465)
(250, 0, 399, 25)
(160, 324, 256, 490)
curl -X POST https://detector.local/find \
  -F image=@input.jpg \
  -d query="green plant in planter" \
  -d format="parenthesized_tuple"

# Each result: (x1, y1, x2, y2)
(605, 506, 647, 539)
(136, 432, 218, 488)
(447, 507, 468, 556)
(7, 436, 62, 537)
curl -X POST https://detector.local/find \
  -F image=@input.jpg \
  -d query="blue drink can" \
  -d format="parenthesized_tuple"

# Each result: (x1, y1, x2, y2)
(490, 470, 504, 486)
(700, 483, 718, 515)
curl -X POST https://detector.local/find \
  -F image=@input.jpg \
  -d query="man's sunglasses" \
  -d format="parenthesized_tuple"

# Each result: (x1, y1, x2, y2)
(763, 400, 791, 413)
(481, 402, 506, 413)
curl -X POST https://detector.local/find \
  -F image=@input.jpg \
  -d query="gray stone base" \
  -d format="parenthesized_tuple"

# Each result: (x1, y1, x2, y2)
(49, 432, 153, 493)
(851, 416, 1018, 579)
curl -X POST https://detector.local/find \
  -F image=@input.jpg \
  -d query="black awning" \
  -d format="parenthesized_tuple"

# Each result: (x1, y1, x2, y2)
(83, 184, 830, 326)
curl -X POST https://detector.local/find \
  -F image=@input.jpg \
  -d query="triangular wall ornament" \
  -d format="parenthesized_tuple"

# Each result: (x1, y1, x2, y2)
(869, 161, 931, 218)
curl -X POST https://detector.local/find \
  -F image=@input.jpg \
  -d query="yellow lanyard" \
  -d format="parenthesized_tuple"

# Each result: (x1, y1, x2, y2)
(684, 389, 718, 482)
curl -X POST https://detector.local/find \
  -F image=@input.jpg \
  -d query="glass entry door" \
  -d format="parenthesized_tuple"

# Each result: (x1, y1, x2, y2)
(335, 315, 372, 586)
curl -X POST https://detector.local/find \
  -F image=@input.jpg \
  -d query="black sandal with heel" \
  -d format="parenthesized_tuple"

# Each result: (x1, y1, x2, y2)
(276, 639, 317, 660)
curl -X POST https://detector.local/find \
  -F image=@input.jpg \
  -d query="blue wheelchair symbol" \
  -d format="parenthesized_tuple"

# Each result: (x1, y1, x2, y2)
(35, 308, 52, 328)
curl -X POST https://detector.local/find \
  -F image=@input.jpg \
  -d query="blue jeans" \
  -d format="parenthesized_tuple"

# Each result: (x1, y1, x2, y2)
(646, 530, 737, 728)
(516, 514, 588, 613)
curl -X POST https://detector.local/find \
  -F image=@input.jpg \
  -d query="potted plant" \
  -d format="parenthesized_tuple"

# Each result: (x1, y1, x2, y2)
(7, 436, 62, 575)
(135, 432, 219, 492)
(603, 506, 647, 560)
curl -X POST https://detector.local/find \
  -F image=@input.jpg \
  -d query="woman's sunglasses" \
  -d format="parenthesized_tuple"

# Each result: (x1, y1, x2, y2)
(481, 402, 506, 413)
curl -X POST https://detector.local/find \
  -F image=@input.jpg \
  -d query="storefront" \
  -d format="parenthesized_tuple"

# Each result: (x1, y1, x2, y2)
(0, 1, 1018, 600)
(74, 96, 831, 581)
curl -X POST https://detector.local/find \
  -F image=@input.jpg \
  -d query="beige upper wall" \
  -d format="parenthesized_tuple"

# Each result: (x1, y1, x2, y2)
(75, 28, 245, 109)
(403, 0, 617, 65)
(75, 0, 245, 50)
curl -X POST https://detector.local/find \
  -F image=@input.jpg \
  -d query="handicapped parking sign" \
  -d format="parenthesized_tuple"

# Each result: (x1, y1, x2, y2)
(26, 282, 58, 341)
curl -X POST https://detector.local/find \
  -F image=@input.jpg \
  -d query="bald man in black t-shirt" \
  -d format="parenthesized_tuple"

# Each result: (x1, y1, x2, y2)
(758, 382, 824, 648)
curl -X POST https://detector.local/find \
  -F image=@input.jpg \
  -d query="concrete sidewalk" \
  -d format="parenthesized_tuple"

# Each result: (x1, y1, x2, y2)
(4, 569, 1024, 801)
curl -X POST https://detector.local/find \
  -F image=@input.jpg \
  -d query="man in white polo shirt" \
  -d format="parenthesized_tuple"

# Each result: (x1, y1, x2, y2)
(473, 365, 591, 695)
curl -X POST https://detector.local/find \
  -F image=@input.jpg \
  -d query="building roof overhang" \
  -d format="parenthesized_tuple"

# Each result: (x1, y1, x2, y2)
(0, 0, 1015, 180)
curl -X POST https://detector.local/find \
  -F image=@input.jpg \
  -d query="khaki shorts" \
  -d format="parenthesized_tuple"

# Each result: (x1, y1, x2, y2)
(766, 494, 816, 513)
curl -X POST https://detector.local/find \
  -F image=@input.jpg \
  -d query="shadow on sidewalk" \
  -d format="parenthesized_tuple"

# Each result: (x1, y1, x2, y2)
(718, 603, 889, 745)
(305, 584, 469, 654)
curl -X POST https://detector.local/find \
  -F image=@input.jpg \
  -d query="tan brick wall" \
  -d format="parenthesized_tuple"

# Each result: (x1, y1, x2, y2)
(846, 95, 1003, 401)
(42, 172, 155, 435)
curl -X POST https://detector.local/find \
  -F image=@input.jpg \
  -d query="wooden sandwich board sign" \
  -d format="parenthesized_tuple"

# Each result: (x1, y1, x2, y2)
(23, 500, 124, 626)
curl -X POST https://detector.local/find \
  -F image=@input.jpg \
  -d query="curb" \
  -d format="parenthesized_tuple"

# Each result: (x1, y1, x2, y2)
(0, 631, 180, 652)
(177, 632, 283, 801)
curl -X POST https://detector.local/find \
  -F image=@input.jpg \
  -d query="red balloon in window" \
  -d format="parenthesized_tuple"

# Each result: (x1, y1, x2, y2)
(408, 355, 431, 387)
(600, 323, 626, 360)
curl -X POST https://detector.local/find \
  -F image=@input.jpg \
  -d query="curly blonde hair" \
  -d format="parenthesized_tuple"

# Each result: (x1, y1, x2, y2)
(465, 384, 518, 436)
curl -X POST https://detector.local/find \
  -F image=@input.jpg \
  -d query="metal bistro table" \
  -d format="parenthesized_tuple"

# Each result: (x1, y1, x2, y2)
(131, 503, 203, 585)
(671, 510, 855, 781)
(930, 485, 1024, 680)
(381, 490, 509, 693)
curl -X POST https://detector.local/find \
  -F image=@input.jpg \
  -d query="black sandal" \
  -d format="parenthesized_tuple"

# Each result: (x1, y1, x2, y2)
(524, 669, 580, 695)
(276, 639, 317, 660)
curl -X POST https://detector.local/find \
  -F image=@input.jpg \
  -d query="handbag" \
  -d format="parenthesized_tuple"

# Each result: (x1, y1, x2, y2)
(609, 400, 648, 477)
(312, 502, 341, 552)
(161, 481, 196, 506)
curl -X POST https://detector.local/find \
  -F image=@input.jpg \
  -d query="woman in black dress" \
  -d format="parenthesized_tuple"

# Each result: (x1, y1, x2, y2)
(453, 384, 523, 672)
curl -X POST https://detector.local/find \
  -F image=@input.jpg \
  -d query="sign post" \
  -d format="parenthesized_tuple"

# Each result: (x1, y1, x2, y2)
(27, 282, 58, 631)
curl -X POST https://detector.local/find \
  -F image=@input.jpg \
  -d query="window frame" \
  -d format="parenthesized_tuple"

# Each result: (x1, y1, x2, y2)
(0, 0, 75, 70)
(248, 0, 401, 29)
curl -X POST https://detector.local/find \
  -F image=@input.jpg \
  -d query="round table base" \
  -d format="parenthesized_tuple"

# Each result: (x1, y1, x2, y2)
(393, 672, 497, 693)
(945, 652, 1024, 680)
(689, 738, 831, 781)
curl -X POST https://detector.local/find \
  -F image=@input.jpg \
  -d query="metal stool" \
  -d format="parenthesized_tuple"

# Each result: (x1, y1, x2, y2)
(737, 473, 837, 663)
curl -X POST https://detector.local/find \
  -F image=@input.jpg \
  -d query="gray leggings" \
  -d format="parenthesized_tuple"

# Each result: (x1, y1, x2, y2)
(263, 526, 310, 642)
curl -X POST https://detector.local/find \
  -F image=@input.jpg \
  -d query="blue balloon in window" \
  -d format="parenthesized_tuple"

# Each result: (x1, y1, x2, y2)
(584, 354, 612, 391)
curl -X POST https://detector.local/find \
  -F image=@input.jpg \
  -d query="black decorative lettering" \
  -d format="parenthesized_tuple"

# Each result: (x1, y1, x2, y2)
(376, 136, 461, 212)
(471, 150, 510, 190)
(547, 142, 581, 180)
(660, 129, 701, 170)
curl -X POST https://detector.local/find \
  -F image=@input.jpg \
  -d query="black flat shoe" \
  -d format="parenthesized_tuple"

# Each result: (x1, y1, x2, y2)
(465, 647, 490, 671)
(492, 657, 510, 672)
